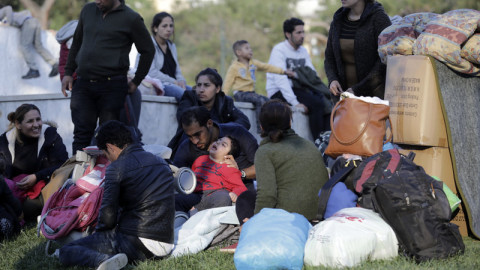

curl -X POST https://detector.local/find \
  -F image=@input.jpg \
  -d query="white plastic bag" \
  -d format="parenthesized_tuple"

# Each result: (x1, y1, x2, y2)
(304, 207, 398, 268)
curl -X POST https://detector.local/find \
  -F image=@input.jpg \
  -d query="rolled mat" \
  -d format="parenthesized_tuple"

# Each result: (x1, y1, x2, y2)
(433, 58, 480, 238)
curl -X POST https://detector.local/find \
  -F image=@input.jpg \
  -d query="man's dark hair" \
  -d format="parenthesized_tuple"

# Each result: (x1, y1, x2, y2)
(226, 135, 240, 158)
(180, 106, 211, 128)
(95, 120, 133, 151)
(232, 40, 249, 57)
(195, 68, 223, 88)
(283, 17, 304, 39)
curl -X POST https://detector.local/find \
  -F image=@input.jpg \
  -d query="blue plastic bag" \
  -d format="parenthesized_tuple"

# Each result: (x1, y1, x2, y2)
(234, 208, 311, 270)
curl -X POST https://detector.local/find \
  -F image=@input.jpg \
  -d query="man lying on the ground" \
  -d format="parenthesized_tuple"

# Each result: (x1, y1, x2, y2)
(59, 120, 174, 270)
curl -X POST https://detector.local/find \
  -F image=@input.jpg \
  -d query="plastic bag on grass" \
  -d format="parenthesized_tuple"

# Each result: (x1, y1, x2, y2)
(234, 208, 311, 270)
(304, 207, 398, 268)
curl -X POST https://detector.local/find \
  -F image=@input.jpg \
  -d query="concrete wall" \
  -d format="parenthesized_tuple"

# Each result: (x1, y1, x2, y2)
(0, 94, 313, 156)
(0, 26, 61, 95)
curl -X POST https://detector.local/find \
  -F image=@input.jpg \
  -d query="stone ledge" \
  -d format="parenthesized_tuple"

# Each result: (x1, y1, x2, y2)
(0, 94, 312, 156)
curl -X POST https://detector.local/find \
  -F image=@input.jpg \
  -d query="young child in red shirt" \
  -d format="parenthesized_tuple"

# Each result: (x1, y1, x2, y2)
(192, 135, 247, 211)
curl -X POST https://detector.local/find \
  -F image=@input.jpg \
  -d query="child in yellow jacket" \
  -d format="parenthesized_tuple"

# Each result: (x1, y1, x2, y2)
(223, 40, 294, 132)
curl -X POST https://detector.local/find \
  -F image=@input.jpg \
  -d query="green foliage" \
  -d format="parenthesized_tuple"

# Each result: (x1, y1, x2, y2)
(0, 0, 21, 9)
(172, 0, 299, 91)
(48, 0, 86, 30)
(19, 0, 157, 31)
(318, 0, 480, 21)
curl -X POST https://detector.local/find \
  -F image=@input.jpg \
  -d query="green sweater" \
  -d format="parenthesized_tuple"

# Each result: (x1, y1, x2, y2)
(254, 129, 328, 220)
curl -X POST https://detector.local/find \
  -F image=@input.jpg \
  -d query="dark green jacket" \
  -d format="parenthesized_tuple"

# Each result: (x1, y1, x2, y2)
(65, 3, 154, 86)
(254, 129, 328, 220)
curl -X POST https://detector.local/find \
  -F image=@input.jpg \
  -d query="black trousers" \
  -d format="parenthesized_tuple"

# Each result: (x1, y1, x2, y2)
(271, 89, 330, 139)
(70, 77, 128, 154)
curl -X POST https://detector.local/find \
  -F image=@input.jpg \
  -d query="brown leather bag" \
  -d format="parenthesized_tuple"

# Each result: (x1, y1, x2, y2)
(325, 95, 391, 158)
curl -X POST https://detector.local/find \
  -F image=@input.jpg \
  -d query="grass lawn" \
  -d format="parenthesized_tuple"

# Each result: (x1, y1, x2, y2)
(1, 224, 479, 270)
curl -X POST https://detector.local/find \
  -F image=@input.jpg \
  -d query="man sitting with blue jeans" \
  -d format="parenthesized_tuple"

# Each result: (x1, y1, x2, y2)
(59, 120, 174, 270)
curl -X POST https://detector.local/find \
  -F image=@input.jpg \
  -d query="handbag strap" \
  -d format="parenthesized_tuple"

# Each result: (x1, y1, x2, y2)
(316, 163, 356, 221)
(330, 98, 373, 145)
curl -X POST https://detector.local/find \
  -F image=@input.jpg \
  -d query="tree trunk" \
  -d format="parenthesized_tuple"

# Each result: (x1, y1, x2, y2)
(19, 0, 56, 29)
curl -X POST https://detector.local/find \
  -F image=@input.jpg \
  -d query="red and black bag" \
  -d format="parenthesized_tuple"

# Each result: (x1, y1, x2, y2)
(351, 149, 464, 262)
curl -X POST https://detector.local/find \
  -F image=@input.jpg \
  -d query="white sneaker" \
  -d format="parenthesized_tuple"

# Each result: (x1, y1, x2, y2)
(97, 253, 128, 270)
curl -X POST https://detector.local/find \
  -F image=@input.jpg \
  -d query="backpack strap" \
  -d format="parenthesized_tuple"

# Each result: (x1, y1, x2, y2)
(385, 149, 401, 173)
(354, 149, 402, 193)
(317, 163, 356, 221)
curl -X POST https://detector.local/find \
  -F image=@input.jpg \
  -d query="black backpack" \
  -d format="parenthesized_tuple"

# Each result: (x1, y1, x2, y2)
(352, 149, 465, 262)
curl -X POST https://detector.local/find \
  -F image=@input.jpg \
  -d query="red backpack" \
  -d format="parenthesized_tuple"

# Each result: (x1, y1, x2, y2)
(37, 180, 104, 241)
(37, 154, 108, 243)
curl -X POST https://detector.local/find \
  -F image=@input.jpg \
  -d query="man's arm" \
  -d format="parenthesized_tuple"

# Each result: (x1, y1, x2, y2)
(96, 166, 121, 231)
(267, 46, 300, 106)
(172, 140, 194, 168)
(61, 13, 83, 96)
(64, 12, 83, 78)
(130, 16, 155, 87)
(236, 126, 258, 179)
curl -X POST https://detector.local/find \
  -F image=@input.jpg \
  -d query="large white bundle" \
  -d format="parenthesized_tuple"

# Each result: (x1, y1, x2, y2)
(304, 207, 398, 268)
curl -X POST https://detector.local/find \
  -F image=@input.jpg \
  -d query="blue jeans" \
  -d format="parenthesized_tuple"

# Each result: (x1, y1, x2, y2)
(70, 76, 128, 154)
(175, 192, 202, 212)
(164, 84, 192, 102)
(59, 229, 152, 268)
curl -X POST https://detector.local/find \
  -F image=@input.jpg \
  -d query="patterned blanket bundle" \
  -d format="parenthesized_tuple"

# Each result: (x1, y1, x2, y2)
(378, 9, 480, 76)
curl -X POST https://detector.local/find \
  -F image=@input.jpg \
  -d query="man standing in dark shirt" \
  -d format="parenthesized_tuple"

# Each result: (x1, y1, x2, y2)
(61, 0, 154, 155)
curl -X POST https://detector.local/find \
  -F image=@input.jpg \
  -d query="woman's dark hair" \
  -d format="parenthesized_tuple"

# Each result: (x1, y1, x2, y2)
(95, 120, 133, 151)
(225, 135, 240, 158)
(151, 12, 175, 40)
(7, 103, 41, 126)
(259, 99, 292, 143)
(195, 68, 223, 89)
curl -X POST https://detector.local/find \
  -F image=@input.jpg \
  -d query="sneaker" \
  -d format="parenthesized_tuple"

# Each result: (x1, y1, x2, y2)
(49, 63, 59, 77)
(97, 253, 128, 270)
(219, 242, 238, 253)
(22, 69, 40, 79)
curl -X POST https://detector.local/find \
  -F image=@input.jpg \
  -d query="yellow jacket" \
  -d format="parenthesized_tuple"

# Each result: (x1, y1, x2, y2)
(223, 59, 284, 95)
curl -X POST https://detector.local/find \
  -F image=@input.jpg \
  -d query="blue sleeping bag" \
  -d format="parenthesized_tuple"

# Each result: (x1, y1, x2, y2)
(234, 208, 311, 270)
